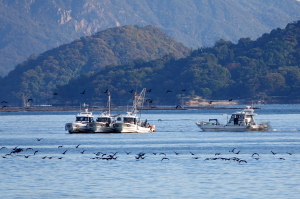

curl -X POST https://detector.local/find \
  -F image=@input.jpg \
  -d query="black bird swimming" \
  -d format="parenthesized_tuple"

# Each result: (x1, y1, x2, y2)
(174, 151, 179, 155)
(34, 150, 39, 155)
(190, 151, 195, 155)
(12, 148, 23, 154)
(175, 105, 182, 109)
(182, 89, 186, 92)
(166, 90, 172, 94)
(229, 148, 236, 153)
(125, 151, 131, 155)
(62, 150, 68, 155)
(24, 155, 30, 158)
(102, 89, 108, 93)
(58, 146, 63, 148)
(80, 90, 86, 94)
(53, 93, 58, 95)
(36, 138, 43, 141)
(147, 89, 153, 92)
(271, 151, 277, 155)
(75, 144, 80, 148)
(128, 89, 134, 93)
(215, 153, 221, 156)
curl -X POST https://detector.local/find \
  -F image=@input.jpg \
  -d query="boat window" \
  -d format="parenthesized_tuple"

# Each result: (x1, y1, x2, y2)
(97, 118, 108, 122)
(76, 117, 89, 121)
(124, 118, 135, 123)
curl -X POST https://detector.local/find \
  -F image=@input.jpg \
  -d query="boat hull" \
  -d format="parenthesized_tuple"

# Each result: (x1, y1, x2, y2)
(196, 122, 268, 132)
(114, 123, 154, 133)
(88, 122, 116, 133)
(65, 122, 93, 133)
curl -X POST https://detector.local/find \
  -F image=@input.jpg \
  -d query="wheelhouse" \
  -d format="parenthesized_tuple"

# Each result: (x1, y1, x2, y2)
(96, 117, 112, 123)
(123, 117, 137, 124)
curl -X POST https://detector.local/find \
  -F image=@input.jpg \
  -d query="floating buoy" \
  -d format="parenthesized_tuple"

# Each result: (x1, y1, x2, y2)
(150, 125, 156, 132)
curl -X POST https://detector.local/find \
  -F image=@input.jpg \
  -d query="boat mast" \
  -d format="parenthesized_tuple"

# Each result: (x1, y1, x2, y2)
(107, 92, 111, 115)
(132, 88, 146, 115)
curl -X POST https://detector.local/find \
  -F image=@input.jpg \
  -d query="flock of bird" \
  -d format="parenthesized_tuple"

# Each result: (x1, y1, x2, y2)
(0, 139, 293, 163)
(1, 87, 233, 109)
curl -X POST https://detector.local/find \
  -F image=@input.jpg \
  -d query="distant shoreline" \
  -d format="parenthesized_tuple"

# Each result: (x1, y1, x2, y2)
(0, 106, 261, 112)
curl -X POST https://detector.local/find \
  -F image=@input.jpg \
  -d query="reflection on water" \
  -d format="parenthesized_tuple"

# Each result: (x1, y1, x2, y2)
(0, 105, 300, 198)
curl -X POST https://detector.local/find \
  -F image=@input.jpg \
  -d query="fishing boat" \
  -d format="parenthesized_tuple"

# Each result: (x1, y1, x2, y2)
(196, 106, 268, 132)
(114, 88, 156, 133)
(88, 92, 120, 133)
(65, 108, 94, 133)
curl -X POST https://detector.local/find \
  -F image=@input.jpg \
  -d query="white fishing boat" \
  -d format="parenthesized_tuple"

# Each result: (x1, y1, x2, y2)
(88, 92, 119, 133)
(114, 88, 156, 133)
(196, 106, 268, 132)
(65, 108, 94, 133)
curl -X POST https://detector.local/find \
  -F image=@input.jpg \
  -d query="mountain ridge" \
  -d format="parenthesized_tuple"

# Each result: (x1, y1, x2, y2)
(50, 20, 300, 106)
(1, 0, 300, 76)
(0, 25, 189, 106)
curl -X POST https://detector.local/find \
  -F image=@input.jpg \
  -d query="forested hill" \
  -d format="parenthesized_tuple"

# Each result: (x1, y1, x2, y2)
(0, 25, 189, 106)
(1, 0, 300, 76)
(52, 20, 300, 106)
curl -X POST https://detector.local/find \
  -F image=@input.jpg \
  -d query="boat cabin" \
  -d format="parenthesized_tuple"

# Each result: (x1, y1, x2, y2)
(123, 117, 137, 124)
(75, 109, 94, 123)
(76, 116, 93, 123)
(227, 110, 256, 126)
(96, 117, 112, 123)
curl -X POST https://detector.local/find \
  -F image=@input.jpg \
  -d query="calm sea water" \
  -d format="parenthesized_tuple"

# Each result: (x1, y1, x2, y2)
(0, 104, 300, 199)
